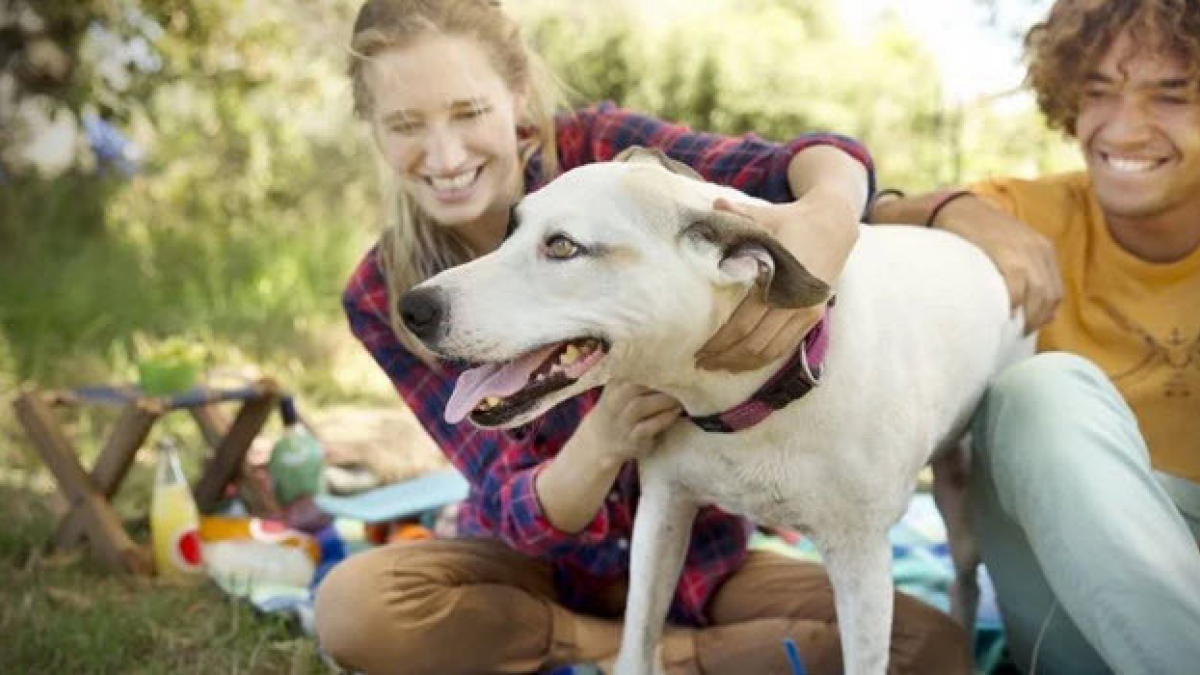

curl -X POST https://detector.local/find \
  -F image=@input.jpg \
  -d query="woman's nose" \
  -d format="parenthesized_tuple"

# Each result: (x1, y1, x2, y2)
(422, 126, 468, 172)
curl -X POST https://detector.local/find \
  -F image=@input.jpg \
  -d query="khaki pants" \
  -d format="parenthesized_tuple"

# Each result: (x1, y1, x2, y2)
(314, 538, 970, 675)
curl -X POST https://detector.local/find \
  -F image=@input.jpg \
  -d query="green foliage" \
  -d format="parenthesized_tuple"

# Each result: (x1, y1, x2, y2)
(522, 0, 1079, 191)
(1, 0, 380, 400)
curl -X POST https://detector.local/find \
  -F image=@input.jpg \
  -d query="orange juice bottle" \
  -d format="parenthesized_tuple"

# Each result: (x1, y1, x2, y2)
(150, 438, 204, 576)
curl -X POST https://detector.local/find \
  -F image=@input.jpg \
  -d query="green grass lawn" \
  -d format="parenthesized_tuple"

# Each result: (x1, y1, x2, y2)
(0, 481, 330, 674)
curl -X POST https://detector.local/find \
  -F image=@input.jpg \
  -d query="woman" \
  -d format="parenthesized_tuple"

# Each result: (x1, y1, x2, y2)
(314, 1, 971, 673)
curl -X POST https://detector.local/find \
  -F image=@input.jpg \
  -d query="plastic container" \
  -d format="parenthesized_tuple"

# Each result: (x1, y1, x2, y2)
(150, 439, 204, 576)
(267, 397, 325, 506)
(204, 540, 316, 588)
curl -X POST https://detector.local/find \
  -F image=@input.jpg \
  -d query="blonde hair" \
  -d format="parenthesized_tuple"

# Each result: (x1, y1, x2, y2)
(348, 0, 564, 363)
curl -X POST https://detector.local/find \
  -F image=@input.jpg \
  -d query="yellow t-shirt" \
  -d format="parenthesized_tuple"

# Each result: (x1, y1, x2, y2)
(971, 171, 1200, 482)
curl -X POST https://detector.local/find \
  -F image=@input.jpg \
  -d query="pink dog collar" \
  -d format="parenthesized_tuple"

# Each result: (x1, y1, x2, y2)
(688, 305, 832, 434)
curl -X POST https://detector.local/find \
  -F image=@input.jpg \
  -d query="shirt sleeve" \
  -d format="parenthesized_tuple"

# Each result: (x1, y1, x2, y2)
(967, 173, 1082, 241)
(967, 177, 1023, 217)
(341, 248, 614, 559)
(555, 101, 875, 206)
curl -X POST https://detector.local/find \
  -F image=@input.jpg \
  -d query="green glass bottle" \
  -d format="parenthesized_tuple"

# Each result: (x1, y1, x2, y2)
(267, 396, 325, 506)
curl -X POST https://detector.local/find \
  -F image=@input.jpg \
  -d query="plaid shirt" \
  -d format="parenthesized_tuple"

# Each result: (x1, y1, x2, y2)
(343, 102, 874, 626)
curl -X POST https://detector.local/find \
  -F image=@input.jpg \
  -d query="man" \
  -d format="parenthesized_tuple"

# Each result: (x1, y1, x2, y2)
(870, 1, 1200, 673)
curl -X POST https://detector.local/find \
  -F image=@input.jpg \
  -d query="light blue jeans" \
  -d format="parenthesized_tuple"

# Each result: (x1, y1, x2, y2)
(971, 352, 1200, 675)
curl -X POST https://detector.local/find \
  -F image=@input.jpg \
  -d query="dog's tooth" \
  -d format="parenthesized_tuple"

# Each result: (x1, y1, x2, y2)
(560, 345, 580, 365)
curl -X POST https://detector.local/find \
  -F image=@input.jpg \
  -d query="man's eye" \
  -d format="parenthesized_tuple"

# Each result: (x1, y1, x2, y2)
(544, 235, 582, 260)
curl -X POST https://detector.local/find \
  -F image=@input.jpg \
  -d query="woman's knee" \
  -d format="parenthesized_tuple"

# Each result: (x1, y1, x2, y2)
(313, 545, 447, 671)
(889, 594, 972, 675)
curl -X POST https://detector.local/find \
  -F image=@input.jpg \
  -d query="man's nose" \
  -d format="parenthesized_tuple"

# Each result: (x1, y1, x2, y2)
(1105, 97, 1154, 144)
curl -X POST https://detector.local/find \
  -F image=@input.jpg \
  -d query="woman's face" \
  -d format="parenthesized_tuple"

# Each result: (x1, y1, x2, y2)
(366, 35, 525, 229)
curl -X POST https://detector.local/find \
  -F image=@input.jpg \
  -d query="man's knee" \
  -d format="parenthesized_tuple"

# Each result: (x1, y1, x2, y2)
(975, 352, 1127, 466)
(987, 352, 1110, 419)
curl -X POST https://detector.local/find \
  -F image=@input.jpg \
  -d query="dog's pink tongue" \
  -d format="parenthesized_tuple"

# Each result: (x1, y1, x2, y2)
(445, 344, 560, 424)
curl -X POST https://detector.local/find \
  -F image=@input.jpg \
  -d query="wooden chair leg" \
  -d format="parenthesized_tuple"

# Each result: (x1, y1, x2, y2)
(193, 393, 277, 512)
(53, 401, 161, 549)
(13, 393, 153, 574)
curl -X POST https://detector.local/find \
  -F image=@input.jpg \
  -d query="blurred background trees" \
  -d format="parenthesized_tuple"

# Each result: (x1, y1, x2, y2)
(0, 0, 1079, 401)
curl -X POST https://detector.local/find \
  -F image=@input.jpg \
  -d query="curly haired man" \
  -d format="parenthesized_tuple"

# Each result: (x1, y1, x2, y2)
(871, 1, 1200, 673)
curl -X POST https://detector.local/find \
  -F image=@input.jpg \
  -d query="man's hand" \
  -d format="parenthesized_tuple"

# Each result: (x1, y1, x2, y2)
(933, 196, 1063, 332)
(696, 187, 857, 372)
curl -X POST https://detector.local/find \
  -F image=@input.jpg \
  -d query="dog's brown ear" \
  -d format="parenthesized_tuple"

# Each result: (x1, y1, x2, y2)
(685, 211, 830, 308)
(613, 146, 704, 181)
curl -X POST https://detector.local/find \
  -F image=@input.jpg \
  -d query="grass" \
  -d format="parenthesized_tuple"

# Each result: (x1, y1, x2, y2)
(0, 481, 329, 674)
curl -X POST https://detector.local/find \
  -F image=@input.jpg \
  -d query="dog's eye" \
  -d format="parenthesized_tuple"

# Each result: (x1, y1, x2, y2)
(544, 235, 582, 260)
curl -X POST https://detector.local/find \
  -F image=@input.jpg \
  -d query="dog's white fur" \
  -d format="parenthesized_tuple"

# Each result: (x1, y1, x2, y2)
(407, 150, 1032, 675)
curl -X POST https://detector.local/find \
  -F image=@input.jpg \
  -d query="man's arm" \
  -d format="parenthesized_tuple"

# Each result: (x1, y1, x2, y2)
(870, 191, 1063, 332)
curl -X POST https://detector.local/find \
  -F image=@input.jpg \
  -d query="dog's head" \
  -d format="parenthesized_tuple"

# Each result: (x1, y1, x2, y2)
(401, 147, 829, 428)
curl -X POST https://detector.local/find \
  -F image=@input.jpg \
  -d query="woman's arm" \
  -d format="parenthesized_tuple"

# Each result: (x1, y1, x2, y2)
(536, 382, 680, 533)
(696, 144, 867, 371)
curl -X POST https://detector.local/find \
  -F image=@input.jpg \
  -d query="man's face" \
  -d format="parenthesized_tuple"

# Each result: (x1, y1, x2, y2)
(1076, 31, 1200, 225)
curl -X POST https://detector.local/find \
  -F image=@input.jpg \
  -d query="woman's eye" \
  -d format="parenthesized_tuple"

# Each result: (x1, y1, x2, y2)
(545, 235, 581, 260)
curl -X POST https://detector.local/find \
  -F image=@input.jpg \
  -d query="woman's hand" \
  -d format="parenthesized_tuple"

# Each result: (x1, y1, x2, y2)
(696, 186, 858, 372)
(537, 382, 681, 533)
(576, 381, 683, 469)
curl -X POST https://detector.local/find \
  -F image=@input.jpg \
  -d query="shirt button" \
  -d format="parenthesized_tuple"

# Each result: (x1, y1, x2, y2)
(607, 493, 619, 503)
(617, 538, 629, 550)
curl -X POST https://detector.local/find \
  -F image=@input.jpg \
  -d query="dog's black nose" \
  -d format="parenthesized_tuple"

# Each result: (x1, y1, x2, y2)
(399, 287, 447, 342)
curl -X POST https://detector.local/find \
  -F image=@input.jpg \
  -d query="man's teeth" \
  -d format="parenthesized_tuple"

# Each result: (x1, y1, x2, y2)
(1105, 155, 1160, 173)
(430, 169, 477, 191)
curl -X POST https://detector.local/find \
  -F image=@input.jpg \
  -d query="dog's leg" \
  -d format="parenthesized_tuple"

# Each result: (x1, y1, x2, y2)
(613, 476, 696, 675)
(932, 440, 981, 628)
(820, 531, 894, 675)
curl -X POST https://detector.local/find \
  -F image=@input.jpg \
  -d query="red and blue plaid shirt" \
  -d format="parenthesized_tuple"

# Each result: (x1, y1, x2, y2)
(343, 102, 874, 626)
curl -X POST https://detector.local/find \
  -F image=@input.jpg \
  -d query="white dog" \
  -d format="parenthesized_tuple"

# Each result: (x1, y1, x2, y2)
(400, 148, 1031, 675)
